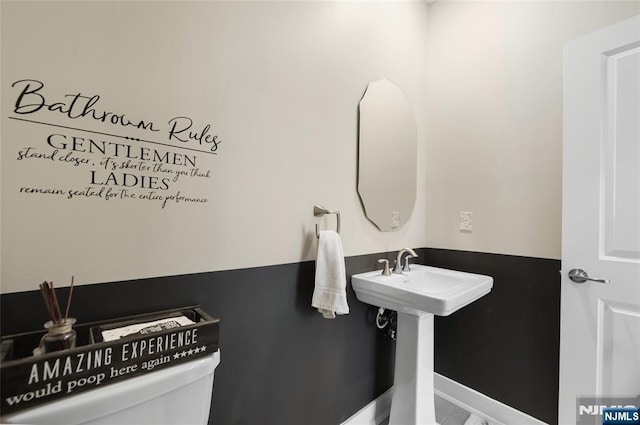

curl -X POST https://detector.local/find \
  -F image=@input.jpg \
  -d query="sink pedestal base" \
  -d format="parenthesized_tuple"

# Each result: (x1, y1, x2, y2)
(389, 312, 437, 425)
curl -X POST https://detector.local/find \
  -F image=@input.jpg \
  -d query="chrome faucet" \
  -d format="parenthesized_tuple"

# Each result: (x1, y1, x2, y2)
(393, 248, 418, 274)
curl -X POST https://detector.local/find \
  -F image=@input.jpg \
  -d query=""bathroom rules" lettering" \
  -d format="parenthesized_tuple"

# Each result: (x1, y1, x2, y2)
(10, 79, 222, 153)
(8, 78, 219, 208)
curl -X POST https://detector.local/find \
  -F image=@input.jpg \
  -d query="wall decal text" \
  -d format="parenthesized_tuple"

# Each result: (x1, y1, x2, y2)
(8, 78, 223, 208)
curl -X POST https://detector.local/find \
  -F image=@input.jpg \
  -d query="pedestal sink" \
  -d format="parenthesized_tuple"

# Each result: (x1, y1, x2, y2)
(351, 264, 493, 425)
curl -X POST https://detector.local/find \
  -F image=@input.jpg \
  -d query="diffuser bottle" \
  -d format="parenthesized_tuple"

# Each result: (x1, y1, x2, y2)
(39, 318, 77, 354)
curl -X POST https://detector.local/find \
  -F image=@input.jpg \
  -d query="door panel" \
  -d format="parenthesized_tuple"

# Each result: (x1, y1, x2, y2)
(595, 300, 640, 395)
(603, 42, 640, 261)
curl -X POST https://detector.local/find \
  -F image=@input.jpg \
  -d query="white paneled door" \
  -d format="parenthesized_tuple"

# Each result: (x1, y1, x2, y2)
(559, 15, 640, 425)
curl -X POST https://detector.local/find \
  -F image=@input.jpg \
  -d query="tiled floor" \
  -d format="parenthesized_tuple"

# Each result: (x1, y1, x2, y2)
(435, 395, 471, 425)
(380, 395, 480, 425)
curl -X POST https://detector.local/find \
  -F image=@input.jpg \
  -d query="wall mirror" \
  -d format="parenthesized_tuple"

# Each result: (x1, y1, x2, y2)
(358, 79, 417, 231)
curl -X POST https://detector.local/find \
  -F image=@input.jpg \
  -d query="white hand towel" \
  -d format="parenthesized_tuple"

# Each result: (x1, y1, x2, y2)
(312, 230, 349, 319)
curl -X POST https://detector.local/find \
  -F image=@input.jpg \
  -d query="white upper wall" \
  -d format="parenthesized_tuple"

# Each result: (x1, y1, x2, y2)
(2, 1, 638, 293)
(1, 1, 430, 293)
(424, 1, 639, 260)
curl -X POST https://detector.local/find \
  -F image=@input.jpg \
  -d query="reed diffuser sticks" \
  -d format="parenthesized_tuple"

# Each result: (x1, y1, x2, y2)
(39, 276, 75, 325)
(64, 276, 74, 320)
(37, 277, 77, 354)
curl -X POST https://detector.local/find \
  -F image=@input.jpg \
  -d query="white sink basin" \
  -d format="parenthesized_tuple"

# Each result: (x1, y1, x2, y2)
(351, 264, 493, 316)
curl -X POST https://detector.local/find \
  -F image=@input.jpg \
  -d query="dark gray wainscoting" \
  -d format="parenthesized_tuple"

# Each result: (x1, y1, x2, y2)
(425, 248, 561, 425)
(0, 253, 395, 425)
(1, 248, 560, 425)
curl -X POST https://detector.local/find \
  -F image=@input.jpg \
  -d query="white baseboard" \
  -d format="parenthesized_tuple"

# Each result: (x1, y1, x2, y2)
(340, 374, 548, 425)
(433, 373, 548, 425)
(341, 388, 393, 425)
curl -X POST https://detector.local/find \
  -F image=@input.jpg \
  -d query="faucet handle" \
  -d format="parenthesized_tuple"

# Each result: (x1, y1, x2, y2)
(402, 254, 418, 272)
(378, 259, 392, 276)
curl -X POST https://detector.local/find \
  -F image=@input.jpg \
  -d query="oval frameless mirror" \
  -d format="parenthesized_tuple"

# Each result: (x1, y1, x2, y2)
(358, 79, 417, 231)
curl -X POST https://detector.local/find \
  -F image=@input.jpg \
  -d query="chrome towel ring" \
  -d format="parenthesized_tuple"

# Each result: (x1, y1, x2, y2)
(314, 205, 341, 238)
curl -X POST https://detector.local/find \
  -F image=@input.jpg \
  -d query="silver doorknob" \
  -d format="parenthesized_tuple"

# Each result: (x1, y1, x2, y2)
(568, 268, 610, 284)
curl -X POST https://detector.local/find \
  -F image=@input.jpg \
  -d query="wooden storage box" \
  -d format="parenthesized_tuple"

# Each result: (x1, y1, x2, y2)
(0, 306, 219, 415)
